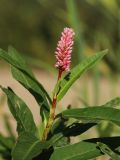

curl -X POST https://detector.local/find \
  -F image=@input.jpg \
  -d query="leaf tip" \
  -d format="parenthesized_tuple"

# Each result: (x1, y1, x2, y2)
(101, 49, 109, 55)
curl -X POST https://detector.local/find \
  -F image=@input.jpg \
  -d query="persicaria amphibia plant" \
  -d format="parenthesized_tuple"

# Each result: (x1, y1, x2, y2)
(43, 27, 75, 141)
(0, 28, 120, 160)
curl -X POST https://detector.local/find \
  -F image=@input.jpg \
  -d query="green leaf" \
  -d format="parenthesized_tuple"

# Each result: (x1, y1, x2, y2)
(8, 46, 51, 102)
(57, 50, 108, 101)
(12, 132, 63, 160)
(13, 132, 73, 160)
(97, 142, 120, 160)
(50, 137, 120, 160)
(12, 132, 48, 160)
(0, 47, 33, 77)
(13, 127, 113, 160)
(62, 107, 120, 126)
(0, 47, 51, 126)
(102, 97, 120, 108)
(0, 134, 13, 150)
(11, 66, 50, 125)
(1, 87, 37, 135)
(50, 141, 102, 160)
(0, 135, 13, 159)
(13, 131, 67, 160)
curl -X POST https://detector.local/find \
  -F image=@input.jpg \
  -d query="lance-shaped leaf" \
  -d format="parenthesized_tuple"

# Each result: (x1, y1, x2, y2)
(13, 131, 72, 160)
(62, 107, 120, 126)
(0, 47, 33, 77)
(10, 46, 50, 101)
(0, 47, 51, 124)
(1, 87, 37, 135)
(11, 66, 50, 124)
(9, 47, 51, 124)
(50, 136, 120, 160)
(12, 132, 59, 160)
(50, 141, 102, 160)
(57, 50, 108, 101)
(12, 132, 48, 160)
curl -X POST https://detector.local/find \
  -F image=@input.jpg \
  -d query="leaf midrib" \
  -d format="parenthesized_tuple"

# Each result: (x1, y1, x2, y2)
(53, 145, 99, 160)
(65, 150, 97, 160)
(63, 109, 120, 126)
(22, 139, 40, 160)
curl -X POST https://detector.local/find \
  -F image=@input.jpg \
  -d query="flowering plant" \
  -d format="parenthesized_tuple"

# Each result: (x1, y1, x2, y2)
(0, 28, 120, 160)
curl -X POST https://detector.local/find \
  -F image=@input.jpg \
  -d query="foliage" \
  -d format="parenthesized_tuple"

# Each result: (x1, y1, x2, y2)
(0, 46, 120, 160)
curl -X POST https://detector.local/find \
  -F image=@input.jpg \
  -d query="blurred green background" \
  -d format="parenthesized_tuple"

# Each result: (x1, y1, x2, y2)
(0, 0, 120, 73)
(0, 2, 120, 159)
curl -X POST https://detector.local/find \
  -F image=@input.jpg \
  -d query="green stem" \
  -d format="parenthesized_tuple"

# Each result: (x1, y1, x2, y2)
(42, 70, 62, 141)
(42, 98, 57, 141)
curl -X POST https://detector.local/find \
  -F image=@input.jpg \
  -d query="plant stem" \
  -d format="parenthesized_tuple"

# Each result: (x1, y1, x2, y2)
(42, 97, 57, 141)
(42, 70, 62, 141)
(58, 69, 62, 80)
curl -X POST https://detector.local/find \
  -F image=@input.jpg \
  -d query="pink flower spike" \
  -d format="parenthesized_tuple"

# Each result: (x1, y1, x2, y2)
(55, 27, 75, 74)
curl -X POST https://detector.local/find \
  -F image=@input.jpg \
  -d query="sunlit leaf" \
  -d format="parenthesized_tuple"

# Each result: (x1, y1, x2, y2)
(50, 141, 101, 160)
(57, 50, 108, 101)
(62, 107, 120, 126)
